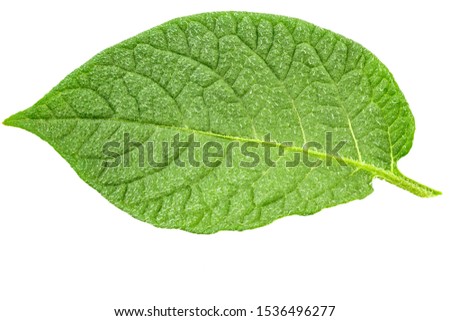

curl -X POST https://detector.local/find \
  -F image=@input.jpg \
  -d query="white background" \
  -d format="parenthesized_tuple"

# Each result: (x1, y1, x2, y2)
(0, 1, 449, 320)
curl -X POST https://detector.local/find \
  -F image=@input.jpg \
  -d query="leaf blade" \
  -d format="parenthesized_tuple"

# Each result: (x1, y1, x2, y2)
(3, 12, 440, 233)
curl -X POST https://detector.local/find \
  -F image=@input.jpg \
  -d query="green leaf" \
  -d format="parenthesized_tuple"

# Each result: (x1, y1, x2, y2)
(3, 12, 440, 234)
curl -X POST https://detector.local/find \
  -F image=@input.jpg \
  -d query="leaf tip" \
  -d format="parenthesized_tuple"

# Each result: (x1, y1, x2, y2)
(3, 110, 29, 128)
(3, 115, 16, 127)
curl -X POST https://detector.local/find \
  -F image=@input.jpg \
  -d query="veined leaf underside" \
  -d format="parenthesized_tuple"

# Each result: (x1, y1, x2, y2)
(4, 12, 440, 233)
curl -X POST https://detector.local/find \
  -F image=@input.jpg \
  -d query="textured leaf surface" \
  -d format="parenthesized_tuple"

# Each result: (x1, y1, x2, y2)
(4, 12, 440, 233)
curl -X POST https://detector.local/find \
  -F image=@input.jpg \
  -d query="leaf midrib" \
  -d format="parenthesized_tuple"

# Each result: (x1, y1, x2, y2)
(14, 116, 440, 197)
